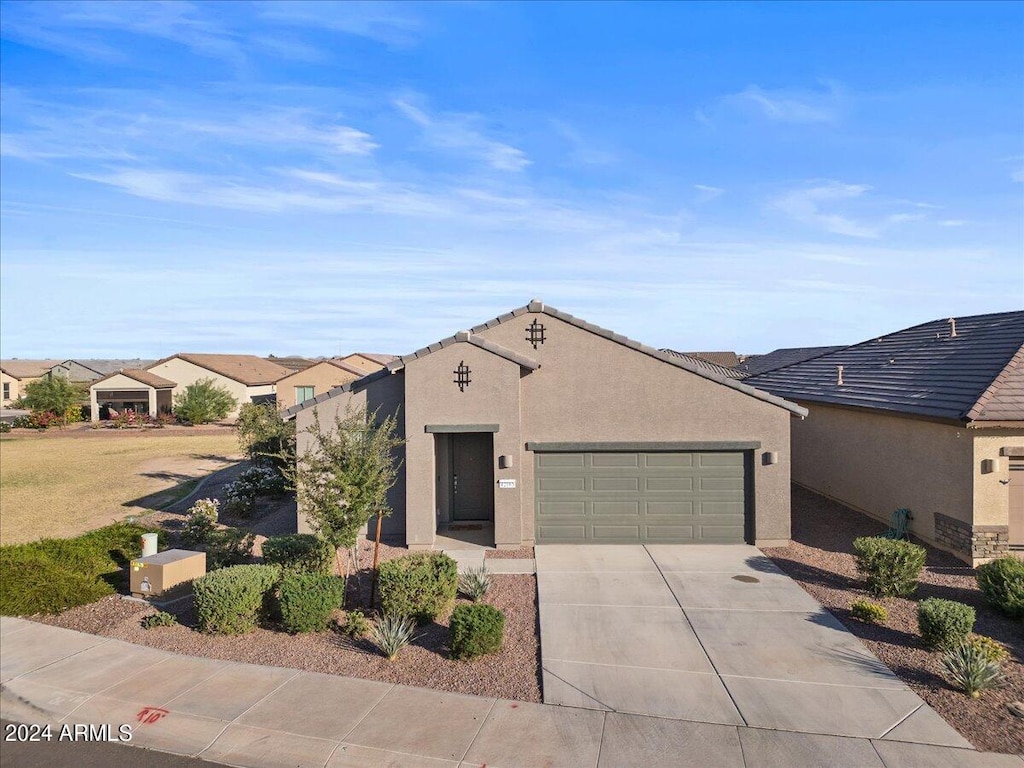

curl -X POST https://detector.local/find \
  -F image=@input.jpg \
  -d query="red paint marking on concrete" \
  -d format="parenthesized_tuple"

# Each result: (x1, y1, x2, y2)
(136, 706, 169, 725)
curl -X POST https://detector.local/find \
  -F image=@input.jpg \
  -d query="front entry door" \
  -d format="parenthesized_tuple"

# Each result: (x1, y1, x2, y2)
(1010, 460, 1024, 548)
(451, 433, 495, 521)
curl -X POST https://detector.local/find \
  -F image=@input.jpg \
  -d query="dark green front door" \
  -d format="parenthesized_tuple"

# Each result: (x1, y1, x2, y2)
(451, 433, 495, 521)
(534, 451, 748, 543)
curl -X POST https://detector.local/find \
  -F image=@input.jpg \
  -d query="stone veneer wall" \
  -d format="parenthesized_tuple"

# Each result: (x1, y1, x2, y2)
(934, 511, 1009, 562)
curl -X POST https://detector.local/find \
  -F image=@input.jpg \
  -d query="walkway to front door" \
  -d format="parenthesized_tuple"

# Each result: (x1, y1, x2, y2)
(535, 544, 969, 746)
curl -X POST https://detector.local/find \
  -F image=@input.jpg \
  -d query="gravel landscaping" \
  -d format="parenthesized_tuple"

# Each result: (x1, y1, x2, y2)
(486, 546, 535, 559)
(764, 486, 1024, 755)
(35, 571, 542, 703)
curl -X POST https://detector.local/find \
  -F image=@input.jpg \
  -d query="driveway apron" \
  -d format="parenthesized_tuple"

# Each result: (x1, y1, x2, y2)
(534, 544, 970, 746)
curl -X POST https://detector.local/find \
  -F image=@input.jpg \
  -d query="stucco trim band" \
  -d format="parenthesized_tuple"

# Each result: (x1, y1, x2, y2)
(424, 424, 500, 433)
(999, 446, 1024, 457)
(526, 441, 762, 452)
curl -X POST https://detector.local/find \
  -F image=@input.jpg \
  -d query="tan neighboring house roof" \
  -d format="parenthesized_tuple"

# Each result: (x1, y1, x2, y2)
(91, 369, 176, 389)
(265, 356, 316, 373)
(326, 358, 368, 376)
(150, 354, 291, 386)
(660, 349, 746, 379)
(350, 352, 398, 365)
(683, 351, 741, 368)
(0, 360, 62, 379)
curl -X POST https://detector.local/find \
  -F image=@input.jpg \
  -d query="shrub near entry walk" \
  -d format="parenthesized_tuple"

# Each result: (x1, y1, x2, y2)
(278, 572, 346, 633)
(262, 534, 334, 575)
(377, 553, 458, 623)
(450, 604, 505, 659)
(852, 537, 926, 597)
(918, 598, 975, 651)
(193, 563, 280, 634)
(976, 556, 1024, 618)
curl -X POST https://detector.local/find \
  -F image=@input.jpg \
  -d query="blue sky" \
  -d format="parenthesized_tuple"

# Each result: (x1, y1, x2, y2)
(1, 1, 1021, 359)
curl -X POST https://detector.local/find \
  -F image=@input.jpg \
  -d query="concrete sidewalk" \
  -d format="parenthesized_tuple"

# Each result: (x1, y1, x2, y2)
(0, 617, 1017, 767)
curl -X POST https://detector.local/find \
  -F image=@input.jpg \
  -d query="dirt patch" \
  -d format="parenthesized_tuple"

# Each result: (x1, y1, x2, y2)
(35, 572, 542, 703)
(764, 486, 1023, 755)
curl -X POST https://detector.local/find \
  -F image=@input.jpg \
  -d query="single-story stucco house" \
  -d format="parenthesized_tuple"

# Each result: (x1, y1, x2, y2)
(143, 354, 292, 418)
(287, 301, 807, 550)
(89, 369, 176, 418)
(275, 358, 366, 411)
(337, 352, 397, 375)
(748, 310, 1024, 566)
(0, 360, 60, 406)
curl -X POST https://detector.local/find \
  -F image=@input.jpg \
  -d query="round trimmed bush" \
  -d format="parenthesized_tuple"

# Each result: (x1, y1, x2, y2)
(918, 598, 975, 651)
(377, 553, 458, 623)
(976, 556, 1024, 619)
(193, 564, 281, 635)
(278, 572, 346, 633)
(852, 537, 926, 597)
(262, 534, 334, 575)
(449, 603, 505, 659)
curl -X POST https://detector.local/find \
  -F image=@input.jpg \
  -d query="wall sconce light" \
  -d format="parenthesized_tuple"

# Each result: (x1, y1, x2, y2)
(981, 458, 1000, 474)
(762, 451, 778, 466)
(499, 455, 513, 469)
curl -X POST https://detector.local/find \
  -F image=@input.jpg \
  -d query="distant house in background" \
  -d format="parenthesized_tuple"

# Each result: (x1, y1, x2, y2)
(50, 359, 157, 383)
(338, 352, 396, 375)
(748, 311, 1024, 566)
(275, 358, 366, 411)
(89, 370, 176, 420)
(733, 346, 847, 378)
(265, 356, 316, 373)
(683, 351, 741, 369)
(145, 354, 292, 416)
(0, 360, 61, 406)
(660, 349, 745, 379)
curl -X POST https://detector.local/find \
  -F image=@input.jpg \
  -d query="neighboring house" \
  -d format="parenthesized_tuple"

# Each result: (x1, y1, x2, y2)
(733, 346, 847, 378)
(747, 311, 1024, 566)
(661, 349, 746, 379)
(275, 358, 366, 411)
(0, 360, 61, 406)
(338, 352, 396, 375)
(89, 370, 175, 420)
(683, 351, 741, 368)
(145, 354, 292, 416)
(265, 355, 316, 373)
(50, 359, 157, 383)
(288, 300, 806, 550)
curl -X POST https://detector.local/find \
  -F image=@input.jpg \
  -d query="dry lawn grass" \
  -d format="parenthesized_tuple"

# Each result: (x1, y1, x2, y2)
(0, 431, 242, 545)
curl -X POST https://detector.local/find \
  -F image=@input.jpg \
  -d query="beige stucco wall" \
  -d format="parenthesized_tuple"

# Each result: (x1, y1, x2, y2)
(973, 428, 1024, 527)
(276, 362, 360, 411)
(146, 358, 268, 417)
(89, 374, 159, 420)
(340, 354, 388, 375)
(1, 371, 21, 406)
(789, 403, 976, 545)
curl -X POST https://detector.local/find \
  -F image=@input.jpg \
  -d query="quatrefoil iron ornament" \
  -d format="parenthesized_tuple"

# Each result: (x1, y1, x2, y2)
(453, 360, 471, 392)
(526, 319, 546, 349)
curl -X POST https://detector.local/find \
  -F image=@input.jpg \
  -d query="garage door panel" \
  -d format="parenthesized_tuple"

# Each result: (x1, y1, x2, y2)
(535, 450, 749, 544)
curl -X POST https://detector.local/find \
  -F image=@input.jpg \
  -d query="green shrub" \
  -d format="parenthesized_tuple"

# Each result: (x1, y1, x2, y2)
(0, 421, 10, 433)
(976, 556, 1024, 619)
(181, 498, 219, 546)
(278, 573, 346, 633)
(850, 599, 887, 624)
(173, 378, 238, 425)
(203, 528, 255, 570)
(0, 523, 163, 615)
(378, 553, 458, 623)
(343, 610, 371, 638)
(142, 611, 177, 629)
(942, 641, 1006, 698)
(968, 634, 1010, 664)
(370, 614, 417, 660)
(852, 537, 926, 597)
(193, 564, 281, 635)
(262, 534, 334, 575)
(449, 603, 505, 660)
(918, 598, 975, 651)
(459, 567, 492, 602)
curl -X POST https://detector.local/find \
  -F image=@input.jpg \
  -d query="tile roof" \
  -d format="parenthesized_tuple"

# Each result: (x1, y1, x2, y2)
(683, 351, 741, 368)
(734, 346, 848, 377)
(326, 358, 369, 376)
(0, 360, 62, 379)
(157, 354, 292, 386)
(660, 349, 746, 379)
(386, 331, 540, 373)
(56, 359, 158, 376)
(92, 369, 176, 389)
(351, 352, 398, 365)
(285, 300, 807, 419)
(746, 311, 1024, 423)
(265, 356, 316, 372)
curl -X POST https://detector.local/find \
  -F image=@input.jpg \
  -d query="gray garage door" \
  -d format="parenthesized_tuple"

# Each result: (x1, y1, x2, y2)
(534, 451, 748, 544)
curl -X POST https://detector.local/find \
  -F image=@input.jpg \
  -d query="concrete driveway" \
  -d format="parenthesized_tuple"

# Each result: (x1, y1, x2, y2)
(536, 544, 970, 746)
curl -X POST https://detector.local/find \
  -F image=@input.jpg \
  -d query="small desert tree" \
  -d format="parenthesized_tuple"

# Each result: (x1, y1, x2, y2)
(173, 378, 238, 424)
(21, 376, 85, 425)
(291, 405, 403, 584)
(235, 402, 295, 470)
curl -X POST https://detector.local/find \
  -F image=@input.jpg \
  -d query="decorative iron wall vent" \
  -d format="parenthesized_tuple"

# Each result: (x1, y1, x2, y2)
(526, 319, 547, 349)
(453, 361, 472, 392)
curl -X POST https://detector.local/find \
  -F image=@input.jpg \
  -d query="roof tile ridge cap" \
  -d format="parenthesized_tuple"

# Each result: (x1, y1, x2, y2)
(966, 341, 1024, 420)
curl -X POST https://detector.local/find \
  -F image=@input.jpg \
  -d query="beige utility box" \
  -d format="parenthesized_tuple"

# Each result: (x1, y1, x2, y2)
(130, 549, 206, 597)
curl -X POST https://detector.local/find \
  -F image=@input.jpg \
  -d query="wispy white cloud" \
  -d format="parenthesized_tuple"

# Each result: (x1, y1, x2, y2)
(551, 120, 617, 166)
(706, 81, 845, 125)
(258, 1, 425, 48)
(394, 95, 531, 172)
(938, 219, 969, 227)
(693, 184, 724, 203)
(770, 181, 879, 237)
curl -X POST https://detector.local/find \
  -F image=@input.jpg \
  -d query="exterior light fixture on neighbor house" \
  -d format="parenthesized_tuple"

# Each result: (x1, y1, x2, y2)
(981, 458, 1000, 474)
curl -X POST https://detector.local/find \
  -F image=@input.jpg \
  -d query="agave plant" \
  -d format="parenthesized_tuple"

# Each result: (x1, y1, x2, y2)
(942, 641, 1006, 698)
(458, 567, 492, 602)
(369, 614, 416, 661)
